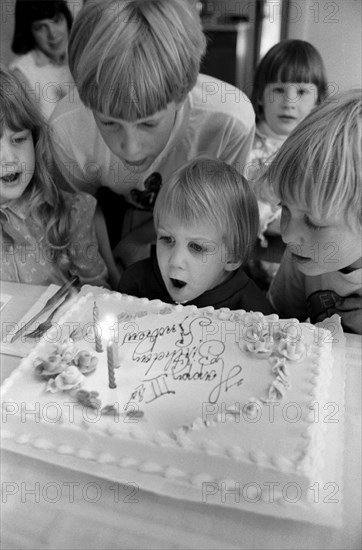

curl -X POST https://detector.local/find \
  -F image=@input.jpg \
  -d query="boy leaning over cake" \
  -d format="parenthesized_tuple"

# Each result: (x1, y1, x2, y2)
(119, 158, 273, 314)
(266, 90, 362, 334)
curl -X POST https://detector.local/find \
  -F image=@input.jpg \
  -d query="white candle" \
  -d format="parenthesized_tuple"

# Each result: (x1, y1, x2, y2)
(93, 301, 103, 353)
(108, 318, 120, 368)
(107, 340, 117, 389)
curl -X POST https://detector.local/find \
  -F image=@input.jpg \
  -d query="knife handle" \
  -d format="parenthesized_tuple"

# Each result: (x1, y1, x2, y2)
(10, 275, 79, 343)
(43, 275, 80, 310)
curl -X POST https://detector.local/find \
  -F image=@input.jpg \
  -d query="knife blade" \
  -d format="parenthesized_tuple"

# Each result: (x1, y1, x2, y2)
(10, 275, 79, 344)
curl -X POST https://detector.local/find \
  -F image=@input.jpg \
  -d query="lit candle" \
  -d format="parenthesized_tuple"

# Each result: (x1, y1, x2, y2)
(114, 343, 120, 368)
(93, 301, 103, 352)
(107, 339, 117, 389)
(108, 318, 120, 368)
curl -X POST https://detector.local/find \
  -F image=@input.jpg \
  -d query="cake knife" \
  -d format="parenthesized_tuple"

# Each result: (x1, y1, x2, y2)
(10, 275, 79, 343)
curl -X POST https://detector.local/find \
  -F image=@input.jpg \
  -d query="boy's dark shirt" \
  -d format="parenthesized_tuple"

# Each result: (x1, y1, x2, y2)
(119, 258, 274, 314)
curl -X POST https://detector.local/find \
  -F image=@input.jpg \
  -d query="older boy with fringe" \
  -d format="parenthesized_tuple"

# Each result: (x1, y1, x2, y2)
(50, 0, 255, 268)
(266, 90, 362, 334)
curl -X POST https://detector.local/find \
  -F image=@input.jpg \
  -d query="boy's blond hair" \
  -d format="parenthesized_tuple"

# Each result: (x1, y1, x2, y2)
(154, 158, 259, 264)
(68, 0, 206, 120)
(266, 89, 362, 227)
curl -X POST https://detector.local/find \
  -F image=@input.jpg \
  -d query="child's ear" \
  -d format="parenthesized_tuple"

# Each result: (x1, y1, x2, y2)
(224, 259, 242, 272)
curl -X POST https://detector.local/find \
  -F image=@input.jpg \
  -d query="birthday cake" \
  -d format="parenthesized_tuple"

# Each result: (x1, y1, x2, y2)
(1, 287, 342, 515)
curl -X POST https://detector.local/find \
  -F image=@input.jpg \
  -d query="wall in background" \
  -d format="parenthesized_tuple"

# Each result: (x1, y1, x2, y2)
(201, 0, 361, 93)
(286, 0, 361, 92)
(1, 0, 17, 66)
(1, 0, 360, 94)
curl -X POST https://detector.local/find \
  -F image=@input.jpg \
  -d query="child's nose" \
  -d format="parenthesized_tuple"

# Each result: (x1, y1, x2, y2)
(282, 93, 296, 108)
(169, 244, 186, 268)
(47, 23, 57, 39)
(280, 214, 302, 245)
(0, 143, 18, 163)
(120, 128, 142, 159)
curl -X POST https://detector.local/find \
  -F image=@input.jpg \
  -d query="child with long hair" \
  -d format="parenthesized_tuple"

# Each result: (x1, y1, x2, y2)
(0, 67, 109, 287)
(119, 158, 273, 313)
(266, 89, 362, 334)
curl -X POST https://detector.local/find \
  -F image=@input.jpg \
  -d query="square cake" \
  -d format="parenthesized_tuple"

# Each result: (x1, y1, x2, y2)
(1, 287, 343, 518)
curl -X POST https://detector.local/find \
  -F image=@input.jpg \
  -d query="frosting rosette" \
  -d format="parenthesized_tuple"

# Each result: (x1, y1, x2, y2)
(46, 365, 85, 393)
(34, 354, 66, 379)
(241, 313, 280, 358)
(269, 356, 289, 379)
(34, 340, 78, 379)
(244, 336, 274, 358)
(264, 375, 291, 402)
(74, 350, 98, 374)
(58, 342, 78, 364)
(278, 337, 306, 361)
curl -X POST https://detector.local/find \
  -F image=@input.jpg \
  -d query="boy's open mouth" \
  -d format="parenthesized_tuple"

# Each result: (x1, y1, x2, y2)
(291, 252, 311, 263)
(1, 172, 20, 183)
(170, 278, 187, 289)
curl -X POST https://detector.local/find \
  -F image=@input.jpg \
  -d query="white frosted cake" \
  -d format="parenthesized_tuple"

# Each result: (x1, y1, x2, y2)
(1, 288, 342, 517)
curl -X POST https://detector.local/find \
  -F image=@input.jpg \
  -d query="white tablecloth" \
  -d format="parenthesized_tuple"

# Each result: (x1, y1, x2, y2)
(1, 283, 361, 549)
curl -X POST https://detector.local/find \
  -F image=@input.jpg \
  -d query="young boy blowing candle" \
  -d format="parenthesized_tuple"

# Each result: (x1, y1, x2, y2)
(119, 158, 273, 313)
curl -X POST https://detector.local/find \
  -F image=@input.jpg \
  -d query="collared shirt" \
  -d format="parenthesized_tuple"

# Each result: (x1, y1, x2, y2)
(246, 121, 287, 243)
(50, 74, 255, 239)
(0, 191, 108, 287)
(268, 251, 362, 334)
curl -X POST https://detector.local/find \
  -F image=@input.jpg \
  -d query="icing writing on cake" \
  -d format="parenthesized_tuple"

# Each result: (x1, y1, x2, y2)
(121, 315, 245, 406)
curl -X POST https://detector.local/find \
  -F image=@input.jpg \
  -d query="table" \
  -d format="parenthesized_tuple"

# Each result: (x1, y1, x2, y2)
(1, 282, 361, 550)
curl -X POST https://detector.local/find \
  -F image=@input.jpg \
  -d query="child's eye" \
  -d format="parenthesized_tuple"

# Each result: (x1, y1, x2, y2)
(34, 23, 46, 32)
(280, 203, 290, 216)
(142, 122, 157, 128)
(189, 242, 204, 253)
(13, 132, 30, 144)
(273, 86, 284, 94)
(158, 235, 173, 245)
(297, 88, 308, 97)
(304, 215, 321, 230)
(101, 121, 116, 127)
